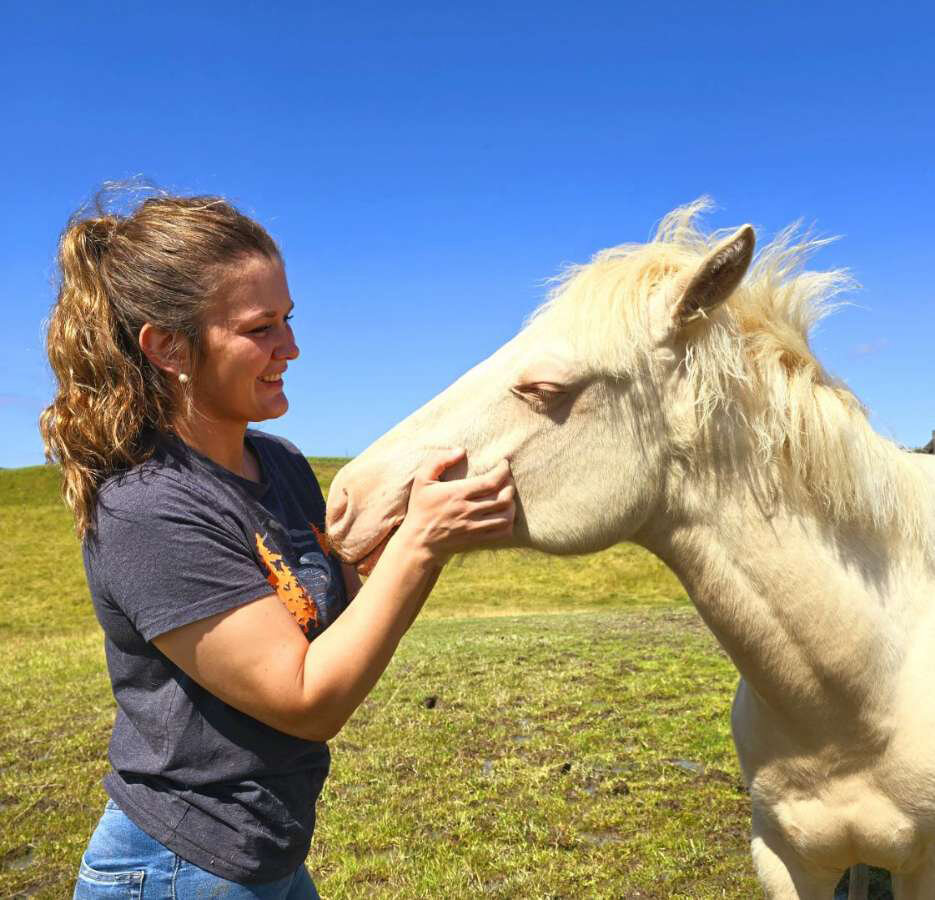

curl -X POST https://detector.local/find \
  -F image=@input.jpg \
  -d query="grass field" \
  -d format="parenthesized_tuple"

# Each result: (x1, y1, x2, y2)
(0, 460, 879, 898)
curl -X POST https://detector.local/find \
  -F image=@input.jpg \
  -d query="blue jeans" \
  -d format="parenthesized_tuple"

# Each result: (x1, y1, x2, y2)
(74, 799, 320, 899)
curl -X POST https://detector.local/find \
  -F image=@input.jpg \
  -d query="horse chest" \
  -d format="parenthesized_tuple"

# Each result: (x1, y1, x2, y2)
(759, 773, 929, 872)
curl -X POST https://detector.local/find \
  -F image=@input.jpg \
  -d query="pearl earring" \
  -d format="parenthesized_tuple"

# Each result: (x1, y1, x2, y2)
(178, 373, 190, 384)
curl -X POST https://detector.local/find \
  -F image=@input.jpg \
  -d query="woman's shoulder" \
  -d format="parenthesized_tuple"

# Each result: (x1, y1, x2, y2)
(247, 429, 325, 504)
(247, 429, 317, 479)
(94, 439, 234, 529)
(246, 428, 304, 461)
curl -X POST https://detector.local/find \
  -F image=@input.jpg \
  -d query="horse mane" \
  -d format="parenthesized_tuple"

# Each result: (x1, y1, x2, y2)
(530, 198, 932, 549)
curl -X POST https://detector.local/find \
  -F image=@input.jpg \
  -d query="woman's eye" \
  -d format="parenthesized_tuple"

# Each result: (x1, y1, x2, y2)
(249, 315, 293, 335)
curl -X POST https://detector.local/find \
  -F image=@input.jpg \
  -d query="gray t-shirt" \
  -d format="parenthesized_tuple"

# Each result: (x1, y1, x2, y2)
(83, 430, 349, 883)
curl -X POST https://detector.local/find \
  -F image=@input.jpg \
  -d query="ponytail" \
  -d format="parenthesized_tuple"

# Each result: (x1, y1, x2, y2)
(40, 191, 280, 537)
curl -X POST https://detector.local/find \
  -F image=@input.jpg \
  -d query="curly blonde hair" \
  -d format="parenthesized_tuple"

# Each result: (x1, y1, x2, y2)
(40, 191, 281, 537)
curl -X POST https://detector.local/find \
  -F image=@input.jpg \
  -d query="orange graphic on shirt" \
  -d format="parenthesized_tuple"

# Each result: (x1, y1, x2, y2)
(255, 533, 318, 633)
(309, 522, 332, 556)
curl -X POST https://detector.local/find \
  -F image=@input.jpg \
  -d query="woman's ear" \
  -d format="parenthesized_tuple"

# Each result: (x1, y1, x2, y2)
(139, 323, 191, 379)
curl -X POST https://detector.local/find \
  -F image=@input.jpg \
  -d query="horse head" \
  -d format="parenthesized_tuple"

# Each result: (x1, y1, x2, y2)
(326, 204, 755, 571)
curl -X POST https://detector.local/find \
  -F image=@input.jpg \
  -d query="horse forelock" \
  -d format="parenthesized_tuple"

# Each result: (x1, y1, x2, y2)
(526, 199, 933, 554)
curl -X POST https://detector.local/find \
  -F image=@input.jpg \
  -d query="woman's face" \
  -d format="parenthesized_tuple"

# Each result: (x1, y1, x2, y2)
(191, 255, 299, 428)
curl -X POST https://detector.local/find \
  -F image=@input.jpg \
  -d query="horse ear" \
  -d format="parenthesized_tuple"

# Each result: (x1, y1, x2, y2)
(674, 225, 755, 326)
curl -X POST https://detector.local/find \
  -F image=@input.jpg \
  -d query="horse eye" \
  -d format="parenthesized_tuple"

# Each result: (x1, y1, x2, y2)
(511, 382, 567, 409)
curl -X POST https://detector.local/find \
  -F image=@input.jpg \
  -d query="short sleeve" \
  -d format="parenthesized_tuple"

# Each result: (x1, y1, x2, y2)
(90, 475, 273, 642)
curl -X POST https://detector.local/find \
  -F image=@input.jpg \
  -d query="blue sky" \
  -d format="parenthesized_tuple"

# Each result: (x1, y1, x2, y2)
(2, 1, 933, 468)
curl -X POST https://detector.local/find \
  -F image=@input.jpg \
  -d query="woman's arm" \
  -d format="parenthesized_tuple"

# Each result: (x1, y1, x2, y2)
(340, 562, 363, 602)
(153, 450, 513, 741)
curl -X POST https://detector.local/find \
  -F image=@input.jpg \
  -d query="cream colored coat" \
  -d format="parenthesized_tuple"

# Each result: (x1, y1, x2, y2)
(325, 202, 935, 900)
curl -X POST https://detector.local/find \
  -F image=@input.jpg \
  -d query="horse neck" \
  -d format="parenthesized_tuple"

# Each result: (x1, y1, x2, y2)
(637, 459, 932, 735)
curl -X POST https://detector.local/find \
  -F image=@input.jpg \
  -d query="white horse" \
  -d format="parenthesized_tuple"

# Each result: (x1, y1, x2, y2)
(325, 201, 935, 899)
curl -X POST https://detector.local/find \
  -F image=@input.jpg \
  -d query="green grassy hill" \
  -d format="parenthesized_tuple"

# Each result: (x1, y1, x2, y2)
(0, 461, 767, 898)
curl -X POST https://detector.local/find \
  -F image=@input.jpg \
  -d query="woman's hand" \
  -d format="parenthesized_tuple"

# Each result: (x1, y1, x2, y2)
(393, 449, 515, 565)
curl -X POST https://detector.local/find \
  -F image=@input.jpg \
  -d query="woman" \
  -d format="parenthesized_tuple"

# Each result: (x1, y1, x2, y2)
(41, 193, 514, 897)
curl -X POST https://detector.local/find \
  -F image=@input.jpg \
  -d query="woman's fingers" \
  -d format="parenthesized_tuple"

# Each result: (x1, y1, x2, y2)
(400, 452, 515, 559)
(417, 448, 467, 484)
(460, 458, 511, 498)
(414, 452, 510, 497)
(465, 483, 516, 532)
(467, 482, 515, 515)
(466, 505, 515, 535)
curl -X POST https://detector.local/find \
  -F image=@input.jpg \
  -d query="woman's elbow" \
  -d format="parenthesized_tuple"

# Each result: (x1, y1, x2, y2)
(294, 717, 343, 743)
(278, 692, 351, 743)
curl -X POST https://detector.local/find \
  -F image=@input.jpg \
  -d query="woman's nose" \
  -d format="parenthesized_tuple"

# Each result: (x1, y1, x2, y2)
(274, 332, 300, 361)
